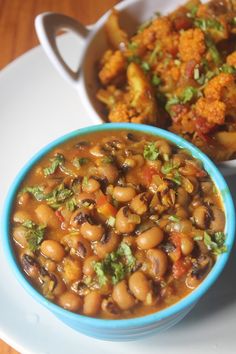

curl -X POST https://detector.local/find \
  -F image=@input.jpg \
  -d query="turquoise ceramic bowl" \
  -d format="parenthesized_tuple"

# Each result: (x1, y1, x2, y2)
(2, 123, 235, 341)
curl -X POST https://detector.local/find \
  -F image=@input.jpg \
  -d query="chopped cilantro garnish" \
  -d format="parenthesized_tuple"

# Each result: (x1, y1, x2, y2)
(102, 156, 114, 164)
(21, 185, 46, 201)
(204, 231, 227, 255)
(161, 161, 178, 174)
(186, 5, 198, 18)
(66, 197, 77, 211)
(181, 86, 198, 104)
(82, 176, 89, 189)
(106, 216, 116, 227)
(143, 142, 159, 161)
(171, 171, 182, 185)
(46, 184, 73, 209)
(43, 153, 64, 176)
(194, 18, 224, 32)
(128, 41, 138, 51)
(137, 19, 152, 33)
(73, 157, 89, 168)
(152, 74, 162, 86)
(194, 235, 203, 241)
(22, 220, 45, 252)
(141, 61, 151, 72)
(168, 215, 180, 222)
(219, 64, 236, 74)
(205, 36, 221, 65)
(93, 243, 136, 287)
(165, 96, 180, 113)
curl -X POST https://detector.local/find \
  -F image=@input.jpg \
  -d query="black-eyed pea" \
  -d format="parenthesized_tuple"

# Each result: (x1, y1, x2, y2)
(51, 275, 66, 296)
(177, 187, 189, 206)
(180, 237, 194, 256)
(136, 227, 164, 250)
(147, 249, 168, 277)
(130, 193, 148, 215)
(69, 208, 90, 229)
(83, 291, 102, 316)
(83, 255, 99, 276)
(210, 207, 225, 232)
(94, 231, 120, 259)
(113, 186, 136, 202)
(128, 271, 151, 302)
(40, 240, 65, 262)
(98, 164, 118, 183)
(58, 291, 83, 312)
(115, 207, 138, 234)
(193, 205, 209, 229)
(21, 254, 39, 279)
(80, 222, 104, 241)
(44, 259, 57, 272)
(82, 178, 100, 193)
(13, 226, 28, 248)
(18, 192, 31, 206)
(101, 298, 120, 317)
(35, 204, 59, 229)
(76, 192, 96, 204)
(13, 210, 32, 223)
(112, 280, 136, 310)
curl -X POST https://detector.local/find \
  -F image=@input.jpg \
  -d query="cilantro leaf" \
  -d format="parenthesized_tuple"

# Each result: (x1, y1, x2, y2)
(46, 184, 73, 209)
(141, 61, 151, 72)
(143, 142, 159, 161)
(219, 64, 236, 74)
(66, 197, 77, 211)
(93, 262, 107, 287)
(43, 153, 65, 176)
(72, 157, 89, 169)
(181, 86, 199, 104)
(152, 74, 162, 86)
(22, 220, 45, 252)
(102, 156, 114, 164)
(117, 242, 136, 273)
(161, 161, 178, 174)
(93, 243, 136, 287)
(168, 215, 180, 222)
(204, 231, 227, 255)
(194, 18, 224, 32)
(21, 185, 47, 201)
(205, 36, 221, 65)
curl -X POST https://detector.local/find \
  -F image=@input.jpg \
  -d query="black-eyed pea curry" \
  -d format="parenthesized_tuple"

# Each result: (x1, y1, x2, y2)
(11, 130, 227, 319)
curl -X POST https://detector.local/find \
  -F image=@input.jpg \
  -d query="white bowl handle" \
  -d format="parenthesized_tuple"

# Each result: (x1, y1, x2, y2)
(35, 12, 89, 87)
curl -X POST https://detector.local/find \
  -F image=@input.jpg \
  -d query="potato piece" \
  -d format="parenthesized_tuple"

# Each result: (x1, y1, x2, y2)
(99, 50, 126, 86)
(127, 62, 159, 125)
(215, 131, 236, 153)
(105, 9, 128, 49)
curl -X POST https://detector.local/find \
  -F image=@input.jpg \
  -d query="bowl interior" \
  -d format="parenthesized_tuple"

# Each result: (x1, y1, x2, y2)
(2, 123, 235, 330)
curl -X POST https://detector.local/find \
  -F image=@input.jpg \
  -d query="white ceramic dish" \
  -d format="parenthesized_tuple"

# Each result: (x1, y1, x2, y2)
(0, 33, 236, 354)
(35, 0, 236, 176)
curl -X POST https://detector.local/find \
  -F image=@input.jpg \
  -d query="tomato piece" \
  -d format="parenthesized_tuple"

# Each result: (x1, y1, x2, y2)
(98, 203, 117, 218)
(172, 258, 190, 279)
(185, 60, 197, 79)
(195, 116, 215, 135)
(143, 166, 162, 185)
(169, 233, 182, 262)
(55, 210, 65, 223)
(173, 16, 192, 31)
(96, 193, 108, 207)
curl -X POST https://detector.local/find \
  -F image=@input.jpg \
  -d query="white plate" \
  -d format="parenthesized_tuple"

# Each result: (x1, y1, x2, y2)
(0, 34, 236, 354)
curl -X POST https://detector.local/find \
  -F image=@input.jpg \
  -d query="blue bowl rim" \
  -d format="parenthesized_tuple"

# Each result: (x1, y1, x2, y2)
(2, 122, 235, 329)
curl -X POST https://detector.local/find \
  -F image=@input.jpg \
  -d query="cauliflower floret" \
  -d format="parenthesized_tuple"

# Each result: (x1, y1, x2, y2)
(179, 28, 206, 63)
(226, 51, 236, 67)
(204, 73, 234, 100)
(109, 62, 159, 125)
(195, 97, 226, 125)
(99, 50, 126, 86)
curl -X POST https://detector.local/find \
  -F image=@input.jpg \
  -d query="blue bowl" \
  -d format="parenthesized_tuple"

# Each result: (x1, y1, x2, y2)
(2, 123, 235, 341)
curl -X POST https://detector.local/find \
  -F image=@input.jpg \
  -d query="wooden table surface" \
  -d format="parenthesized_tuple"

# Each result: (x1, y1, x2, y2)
(0, 0, 119, 352)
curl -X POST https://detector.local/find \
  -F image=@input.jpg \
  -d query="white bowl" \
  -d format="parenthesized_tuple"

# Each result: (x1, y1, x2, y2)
(35, 0, 236, 176)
